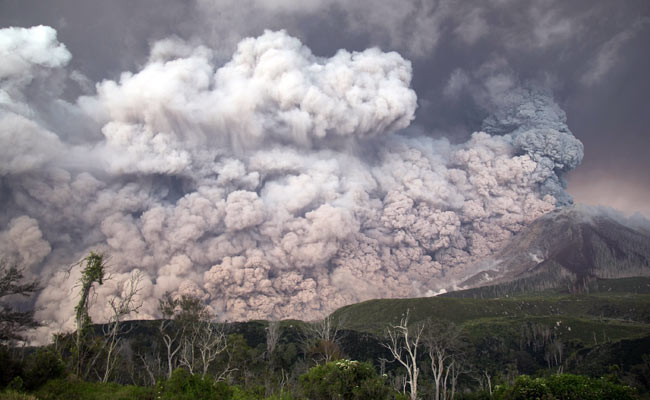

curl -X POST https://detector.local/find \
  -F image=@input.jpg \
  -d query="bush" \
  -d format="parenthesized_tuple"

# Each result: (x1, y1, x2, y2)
(156, 368, 233, 400)
(228, 385, 296, 400)
(35, 378, 154, 400)
(493, 375, 553, 400)
(7, 376, 24, 392)
(492, 373, 637, 400)
(299, 359, 396, 400)
(455, 391, 492, 400)
(545, 374, 637, 400)
(22, 349, 66, 390)
(0, 390, 38, 400)
(0, 346, 23, 388)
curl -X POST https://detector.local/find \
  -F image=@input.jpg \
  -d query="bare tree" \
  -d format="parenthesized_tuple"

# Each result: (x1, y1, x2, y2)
(302, 315, 346, 363)
(101, 271, 143, 382)
(197, 320, 228, 378)
(159, 293, 228, 379)
(263, 320, 283, 395)
(179, 320, 227, 378)
(544, 339, 564, 373)
(441, 358, 464, 400)
(382, 310, 424, 400)
(179, 327, 199, 375)
(158, 292, 184, 378)
(423, 321, 465, 400)
(265, 320, 281, 360)
(137, 345, 163, 386)
(472, 369, 493, 396)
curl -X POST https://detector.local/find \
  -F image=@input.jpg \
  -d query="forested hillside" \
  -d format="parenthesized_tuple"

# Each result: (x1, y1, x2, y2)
(2, 273, 649, 399)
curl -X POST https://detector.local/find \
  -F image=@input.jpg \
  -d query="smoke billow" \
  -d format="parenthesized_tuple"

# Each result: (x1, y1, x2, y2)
(0, 26, 583, 342)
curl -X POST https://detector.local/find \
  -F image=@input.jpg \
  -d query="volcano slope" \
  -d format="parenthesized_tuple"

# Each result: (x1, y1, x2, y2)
(455, 205, 650, 296)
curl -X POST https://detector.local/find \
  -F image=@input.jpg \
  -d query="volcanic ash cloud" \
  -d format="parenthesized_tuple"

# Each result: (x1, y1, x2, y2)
(0, 26, 582, 342)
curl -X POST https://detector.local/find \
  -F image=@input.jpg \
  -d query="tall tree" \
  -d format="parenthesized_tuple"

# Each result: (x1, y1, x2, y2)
(302, 315, 346, 364)
(423, 320, 466, 400)
(382, 310, 423, 400)
(158, 292, 184, 379)
(177, 295, 227, 377)
(265, 320, 281, 361)
(73, 252, 106, 376)
(101, 270, 143, 382)
(159, 293, 228, 379)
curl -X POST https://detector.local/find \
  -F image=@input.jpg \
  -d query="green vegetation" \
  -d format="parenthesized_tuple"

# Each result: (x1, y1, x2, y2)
(492, 374, 637, 400)
(34, 379, 154, 400)
(22, 349, 66, 390)
(73, 252, 106, 377)
(156, 368, 233, 400)
(299, 360, 400, 400)
(443, 276, 650, 300)
(2, 262, 650, 399)
(332, 291, 650, 334)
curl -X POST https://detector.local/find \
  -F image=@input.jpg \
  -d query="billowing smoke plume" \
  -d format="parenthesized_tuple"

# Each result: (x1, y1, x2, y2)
(0, 26, 583, 342)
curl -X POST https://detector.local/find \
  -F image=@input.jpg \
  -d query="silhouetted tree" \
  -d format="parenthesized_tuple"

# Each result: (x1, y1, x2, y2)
(0, 260, 39, 343)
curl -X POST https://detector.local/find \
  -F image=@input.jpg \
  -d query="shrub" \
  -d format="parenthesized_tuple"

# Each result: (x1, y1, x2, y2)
(455, 391, 492, 400)
(0, 346, 23, 388)
(545, 374, 637, 400)
(299, 359, 396, 400)
(156, 368, 233, 400)
(0, 390, 38, 400)
(7, 376, 24, 392)
(226, 385, 296, 400)
(493, 375, 553, 400)
(22, 349, 66, 390)
(493, 373, 637, 400)
(35, 378, 154, 400)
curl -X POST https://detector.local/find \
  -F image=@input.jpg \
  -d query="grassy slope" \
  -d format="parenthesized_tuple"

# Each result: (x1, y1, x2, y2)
(442, 276, 650, 300)
(330, 278, 650, 346)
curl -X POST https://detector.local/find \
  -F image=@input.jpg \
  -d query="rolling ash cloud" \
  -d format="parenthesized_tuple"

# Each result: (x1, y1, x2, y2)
(0, 26, 583, 342)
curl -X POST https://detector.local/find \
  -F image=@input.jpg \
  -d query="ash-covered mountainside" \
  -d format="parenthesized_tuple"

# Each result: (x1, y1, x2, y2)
(461, 205, 650, 291)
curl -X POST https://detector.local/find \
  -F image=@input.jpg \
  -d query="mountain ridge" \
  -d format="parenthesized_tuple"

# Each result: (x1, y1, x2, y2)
(456, 205, 650, 294)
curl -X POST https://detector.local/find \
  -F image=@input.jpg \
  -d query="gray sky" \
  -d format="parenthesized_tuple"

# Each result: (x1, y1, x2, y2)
(2, 0, 649, 215)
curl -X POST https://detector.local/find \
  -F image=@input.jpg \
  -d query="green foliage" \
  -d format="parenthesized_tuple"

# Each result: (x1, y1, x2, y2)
(7, 376, 24, 392)
(630, 354, 650, 392)
(299, 359, 396, 400)
(225, 333, 264, 384)
(230, 385, 297, 400)
(0, 389, 38, 400)
(231, 386, 263, 400)
(492, 374, 638, 400)
(332, 291, 650, 335)
(35, 378, 154, 400)
(258, 393, 296, 400)
(75, 252, 106, 335)
(455, 391, 492, 400)
(3, 275, 649, 398)
(0, 346, 23, 387)
(22, 349, 66, 390)
(493, 375, 553, 400)
(31, 374, 293, 400)
(72, 252, 107, 378)
(156, 368, 233, 400)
